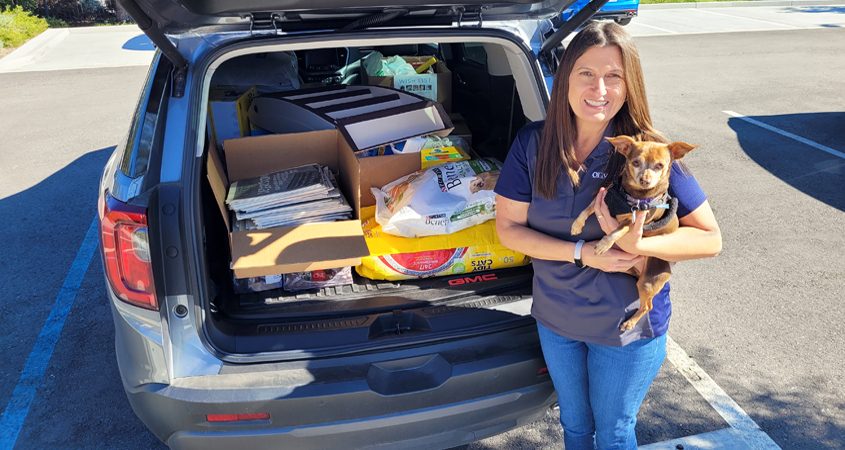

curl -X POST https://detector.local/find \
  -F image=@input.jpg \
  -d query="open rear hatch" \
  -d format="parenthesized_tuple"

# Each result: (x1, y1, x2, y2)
(117, 0, 612, 92)
(118, 0, 576, 34)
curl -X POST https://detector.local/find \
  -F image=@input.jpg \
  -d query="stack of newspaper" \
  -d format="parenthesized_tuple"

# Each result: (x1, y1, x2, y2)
(226, 164, 352, 230)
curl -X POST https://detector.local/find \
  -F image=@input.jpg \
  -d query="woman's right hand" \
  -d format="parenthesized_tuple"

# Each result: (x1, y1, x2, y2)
(581, 241, 643, 273)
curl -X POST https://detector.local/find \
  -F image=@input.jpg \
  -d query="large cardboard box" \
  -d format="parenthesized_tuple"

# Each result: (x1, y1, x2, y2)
(363, 56, 452, 112)
(206, 130, 423, 278)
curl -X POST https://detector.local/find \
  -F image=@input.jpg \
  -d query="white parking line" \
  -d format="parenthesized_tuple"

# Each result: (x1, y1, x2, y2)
(693, 8, 800, 29)
(641, 427, 754, 450)
(633, 22, 680, 34)
(0, 218, 99, 450)
(724, 110, 845, 160)
(665, 336, 782, 450)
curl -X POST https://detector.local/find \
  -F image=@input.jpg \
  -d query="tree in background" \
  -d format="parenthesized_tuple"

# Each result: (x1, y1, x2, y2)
(0, 0, 120, 25)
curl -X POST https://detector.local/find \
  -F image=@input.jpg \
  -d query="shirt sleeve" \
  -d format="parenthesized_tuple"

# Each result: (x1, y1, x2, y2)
(494, 127, 533, 202)
(668, 161, 708, 218)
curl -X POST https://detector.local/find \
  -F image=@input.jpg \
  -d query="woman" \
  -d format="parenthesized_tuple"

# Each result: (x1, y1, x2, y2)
(494, 21, 721, 450)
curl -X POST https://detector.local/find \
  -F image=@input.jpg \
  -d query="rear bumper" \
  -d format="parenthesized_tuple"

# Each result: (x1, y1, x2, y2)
(595, 10, 638, 19)
(149, 382, 554, 450)
(121, 323, 554, 449)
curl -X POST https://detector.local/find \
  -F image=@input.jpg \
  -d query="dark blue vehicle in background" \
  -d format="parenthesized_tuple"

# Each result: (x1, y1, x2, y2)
(563, 0, 639, 25)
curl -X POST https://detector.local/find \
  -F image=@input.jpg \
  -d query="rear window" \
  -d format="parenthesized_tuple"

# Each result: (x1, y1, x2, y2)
(120, 55, 172, 178)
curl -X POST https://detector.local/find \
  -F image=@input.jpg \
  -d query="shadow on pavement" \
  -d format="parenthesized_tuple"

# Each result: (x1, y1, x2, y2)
(470, 342, 845, 450)
(728, 112, 845, 212)
(123, 34, 155, 51)
(660, 345, 845, 450)
(0, 147, 163, 449)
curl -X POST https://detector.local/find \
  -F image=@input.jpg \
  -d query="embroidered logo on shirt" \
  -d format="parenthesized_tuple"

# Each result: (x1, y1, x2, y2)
(592, 171, 607, 179)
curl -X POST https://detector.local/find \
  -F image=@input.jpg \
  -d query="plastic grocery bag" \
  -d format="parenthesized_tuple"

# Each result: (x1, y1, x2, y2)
(362, 51, 416, 77)
(370, 158, 502, 238)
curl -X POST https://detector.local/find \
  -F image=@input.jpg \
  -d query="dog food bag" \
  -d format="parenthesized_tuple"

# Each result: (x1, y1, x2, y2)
(356, 207, 529, 281)
(371, 158, 502, 238)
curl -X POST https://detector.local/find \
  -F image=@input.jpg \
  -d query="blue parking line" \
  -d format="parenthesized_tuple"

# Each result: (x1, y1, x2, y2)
(0, 217, 99, 450)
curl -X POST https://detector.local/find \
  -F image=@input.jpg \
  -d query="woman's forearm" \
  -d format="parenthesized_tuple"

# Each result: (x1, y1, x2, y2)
(496, 221, 576, 262)
(638, 226, 722, 262)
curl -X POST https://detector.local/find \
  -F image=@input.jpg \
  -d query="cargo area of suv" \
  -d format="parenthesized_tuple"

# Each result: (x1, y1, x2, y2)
(196, 35, 548, 357)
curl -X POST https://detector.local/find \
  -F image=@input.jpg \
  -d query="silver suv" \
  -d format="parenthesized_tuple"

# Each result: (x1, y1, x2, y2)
(99, 0, 601, 447)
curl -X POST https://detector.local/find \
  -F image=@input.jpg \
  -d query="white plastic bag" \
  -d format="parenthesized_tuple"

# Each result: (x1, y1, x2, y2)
(371, 159, 502, 237)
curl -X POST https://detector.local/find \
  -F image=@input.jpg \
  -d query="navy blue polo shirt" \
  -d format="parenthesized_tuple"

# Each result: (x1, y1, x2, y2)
(494, 121, 707, 346)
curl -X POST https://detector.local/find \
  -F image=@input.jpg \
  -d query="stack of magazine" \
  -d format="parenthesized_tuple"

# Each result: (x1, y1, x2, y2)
(226, 164, 352, 230)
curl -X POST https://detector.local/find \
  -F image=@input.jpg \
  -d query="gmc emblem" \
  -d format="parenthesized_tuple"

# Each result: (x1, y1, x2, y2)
(448, 273, 499, 286)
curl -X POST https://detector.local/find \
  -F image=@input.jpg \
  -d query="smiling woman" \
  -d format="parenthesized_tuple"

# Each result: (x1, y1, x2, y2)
(493, 20, 721, 449)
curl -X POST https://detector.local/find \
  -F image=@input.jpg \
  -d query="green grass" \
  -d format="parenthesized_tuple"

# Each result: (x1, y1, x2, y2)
(0, 6, 48, 49)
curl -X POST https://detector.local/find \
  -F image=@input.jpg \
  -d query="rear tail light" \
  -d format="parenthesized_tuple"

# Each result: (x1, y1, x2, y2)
(207, 413, 271, 423)
(99, 192, 157, 310)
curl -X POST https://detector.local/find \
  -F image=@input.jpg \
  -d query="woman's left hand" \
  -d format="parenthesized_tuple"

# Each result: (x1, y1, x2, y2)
(595, 187, 648, 255)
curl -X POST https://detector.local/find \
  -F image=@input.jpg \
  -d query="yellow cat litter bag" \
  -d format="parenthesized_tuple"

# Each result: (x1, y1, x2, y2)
(356, 206, 530, 281)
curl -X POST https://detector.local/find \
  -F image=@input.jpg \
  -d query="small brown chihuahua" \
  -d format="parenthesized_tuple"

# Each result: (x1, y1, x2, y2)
(570, 135, 696, 331)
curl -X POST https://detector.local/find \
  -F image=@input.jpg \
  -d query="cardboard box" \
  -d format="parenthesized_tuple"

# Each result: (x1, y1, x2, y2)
(207, 130, 423, 278)
(249, 85, 453, 152)
(363, 56, 452, 112)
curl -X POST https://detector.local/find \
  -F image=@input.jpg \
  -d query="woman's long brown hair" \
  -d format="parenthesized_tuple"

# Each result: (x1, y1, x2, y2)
(536, 21, 666, 199)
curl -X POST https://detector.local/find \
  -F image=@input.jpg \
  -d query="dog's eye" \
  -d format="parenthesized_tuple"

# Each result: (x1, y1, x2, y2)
(654, 163, 664, 170)
(632, 160, 641, 168)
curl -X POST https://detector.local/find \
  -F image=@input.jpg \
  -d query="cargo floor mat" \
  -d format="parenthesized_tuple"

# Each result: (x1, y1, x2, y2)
(222, 266, 533, 320)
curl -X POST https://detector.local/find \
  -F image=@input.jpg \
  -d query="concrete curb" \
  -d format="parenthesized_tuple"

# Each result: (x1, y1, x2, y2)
(0, 28, 69, 70)
(641, 0, 845, 9)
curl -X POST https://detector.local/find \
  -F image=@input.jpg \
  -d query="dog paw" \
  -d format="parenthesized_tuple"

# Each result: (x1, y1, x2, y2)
(620, 319, 636, 331)
(594, 237, 613, 255)
(570, 222, 584, 236)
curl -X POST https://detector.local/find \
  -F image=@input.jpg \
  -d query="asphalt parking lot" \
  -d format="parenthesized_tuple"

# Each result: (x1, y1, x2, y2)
(1, 6, 844, 450)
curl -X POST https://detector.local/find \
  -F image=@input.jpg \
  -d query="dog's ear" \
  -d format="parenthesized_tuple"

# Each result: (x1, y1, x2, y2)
(668, 142, 697, 160)
(605, 135, 637, 157)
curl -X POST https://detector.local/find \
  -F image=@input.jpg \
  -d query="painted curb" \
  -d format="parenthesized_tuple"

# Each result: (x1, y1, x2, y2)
(641, 0, 845, 9)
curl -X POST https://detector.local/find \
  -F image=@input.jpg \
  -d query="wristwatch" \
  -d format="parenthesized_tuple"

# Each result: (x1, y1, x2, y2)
(574, 240, 586, 268)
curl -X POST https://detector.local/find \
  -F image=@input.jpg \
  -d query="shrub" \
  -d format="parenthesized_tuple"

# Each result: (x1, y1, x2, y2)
(45, 16, 68, 27)
(0, 0, 38, 12)
(34, 0, 116, 24)
(0, 6, 48, 48)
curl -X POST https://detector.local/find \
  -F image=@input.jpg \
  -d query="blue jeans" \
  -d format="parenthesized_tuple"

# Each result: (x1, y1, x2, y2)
(536, 321, 667, 450)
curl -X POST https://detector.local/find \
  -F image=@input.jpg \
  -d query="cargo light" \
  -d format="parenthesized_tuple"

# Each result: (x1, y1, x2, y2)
(99, 192, 157, 310)
(207, 413, 271, 423)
